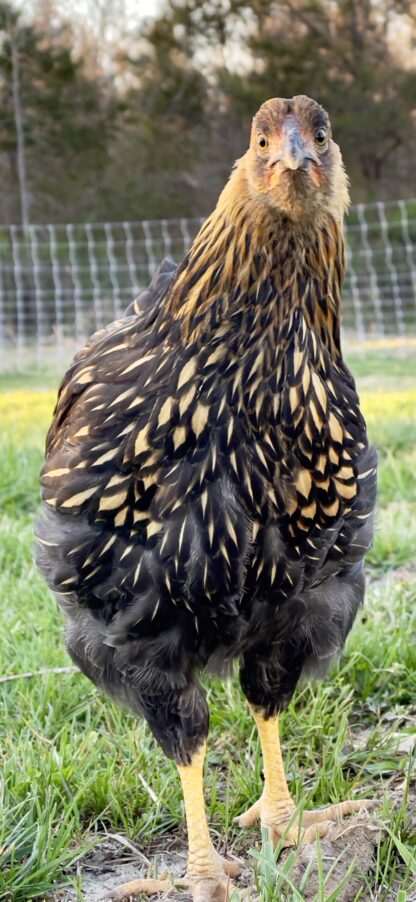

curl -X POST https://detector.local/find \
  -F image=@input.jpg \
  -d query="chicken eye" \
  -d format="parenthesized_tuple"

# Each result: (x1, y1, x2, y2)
(257, 134, 268, 151)
(315, 127, 328, 148)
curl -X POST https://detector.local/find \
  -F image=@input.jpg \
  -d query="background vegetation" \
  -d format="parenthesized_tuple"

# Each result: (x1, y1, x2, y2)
(1, 0, 416, 225)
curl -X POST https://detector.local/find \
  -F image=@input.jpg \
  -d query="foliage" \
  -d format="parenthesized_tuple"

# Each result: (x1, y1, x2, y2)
(0, 0, 415, 221)
(0, 1, 115, 222)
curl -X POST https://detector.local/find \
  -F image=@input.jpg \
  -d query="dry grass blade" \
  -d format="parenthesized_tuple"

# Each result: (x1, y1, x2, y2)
(0, 666, 77, 684)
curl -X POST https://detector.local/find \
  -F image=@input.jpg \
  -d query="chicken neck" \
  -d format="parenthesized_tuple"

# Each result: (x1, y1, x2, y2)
(166, 162, 345, 359)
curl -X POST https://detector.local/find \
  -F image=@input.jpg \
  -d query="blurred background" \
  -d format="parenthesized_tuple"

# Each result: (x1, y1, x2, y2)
(0, 0, 416, 362)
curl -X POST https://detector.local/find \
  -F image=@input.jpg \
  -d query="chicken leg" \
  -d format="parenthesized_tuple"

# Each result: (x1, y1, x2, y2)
(178, 742, 241, 900)
(235, 708, 375, 847)
(106, 742, 240, 902)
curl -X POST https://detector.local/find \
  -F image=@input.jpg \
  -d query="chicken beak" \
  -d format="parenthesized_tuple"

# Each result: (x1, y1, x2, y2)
(267, 119, 322, 185)
(281, 124, 305, 171)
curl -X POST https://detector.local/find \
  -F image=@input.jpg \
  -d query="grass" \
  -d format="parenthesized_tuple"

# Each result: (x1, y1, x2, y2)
(0, 349, 415, 901)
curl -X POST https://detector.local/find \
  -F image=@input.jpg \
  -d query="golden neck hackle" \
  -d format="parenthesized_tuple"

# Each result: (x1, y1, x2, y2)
(165, 160, 345, 355)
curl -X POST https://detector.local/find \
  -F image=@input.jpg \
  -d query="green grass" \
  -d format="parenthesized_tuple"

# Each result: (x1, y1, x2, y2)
(0, 351, 415, 901)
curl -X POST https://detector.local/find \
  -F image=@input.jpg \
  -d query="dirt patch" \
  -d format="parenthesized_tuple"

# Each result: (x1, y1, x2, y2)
(51, 832, 253, 902)
(50, 780, 416, 901)
(280, 817, 384, 901)
(50, 812, 390, 901)
(368, 563, 416, 587)
(51, 837, 188, 902)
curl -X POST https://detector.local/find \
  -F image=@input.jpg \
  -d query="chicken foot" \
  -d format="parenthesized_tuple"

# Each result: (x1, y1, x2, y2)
(235, 709, 377, 848)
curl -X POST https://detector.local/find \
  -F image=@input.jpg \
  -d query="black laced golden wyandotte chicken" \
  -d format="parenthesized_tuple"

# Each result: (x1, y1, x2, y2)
(37, 95, 377, 902)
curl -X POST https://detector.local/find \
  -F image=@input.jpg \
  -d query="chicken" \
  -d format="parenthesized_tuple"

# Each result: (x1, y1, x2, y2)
(36, 95, 377, 901)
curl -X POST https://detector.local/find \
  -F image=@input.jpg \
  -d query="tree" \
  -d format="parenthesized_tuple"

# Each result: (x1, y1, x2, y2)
(104, 10, 211, 219)
(136, 0, 416, 200)
(215, 0, 416, 195)
(0, 1, 115, 223)
(1, 0, 416, 224)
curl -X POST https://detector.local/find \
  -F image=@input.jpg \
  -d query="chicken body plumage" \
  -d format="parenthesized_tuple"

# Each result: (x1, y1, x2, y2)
(37, 187, 376, 765)
(37, 97, 378, 897)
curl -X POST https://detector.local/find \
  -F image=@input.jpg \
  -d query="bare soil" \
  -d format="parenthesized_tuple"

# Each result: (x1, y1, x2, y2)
(51, 759, 416, 901)
(50, 814, 389, 901)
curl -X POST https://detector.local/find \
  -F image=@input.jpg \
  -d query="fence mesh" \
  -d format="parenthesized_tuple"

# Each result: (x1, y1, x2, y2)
(1, 200, 416, 359)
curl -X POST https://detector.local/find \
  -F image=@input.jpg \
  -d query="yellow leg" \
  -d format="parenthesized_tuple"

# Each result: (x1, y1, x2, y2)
(177, 742, 219, 878)
(105, 742, 241, 901)
(177, 742, 241, 900)
(235, 710, 296, 833)
(235, 708, 377, 848)
(253, 708, 296, 822)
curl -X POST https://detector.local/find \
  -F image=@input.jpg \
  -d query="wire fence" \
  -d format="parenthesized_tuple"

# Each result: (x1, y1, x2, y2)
(1, 199, 416, 363)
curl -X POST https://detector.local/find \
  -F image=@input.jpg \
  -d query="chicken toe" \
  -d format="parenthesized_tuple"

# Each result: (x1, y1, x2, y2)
(300, 798, 378, 826)
(237, 794, 379, 849)
(100, 875, 171, 900)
